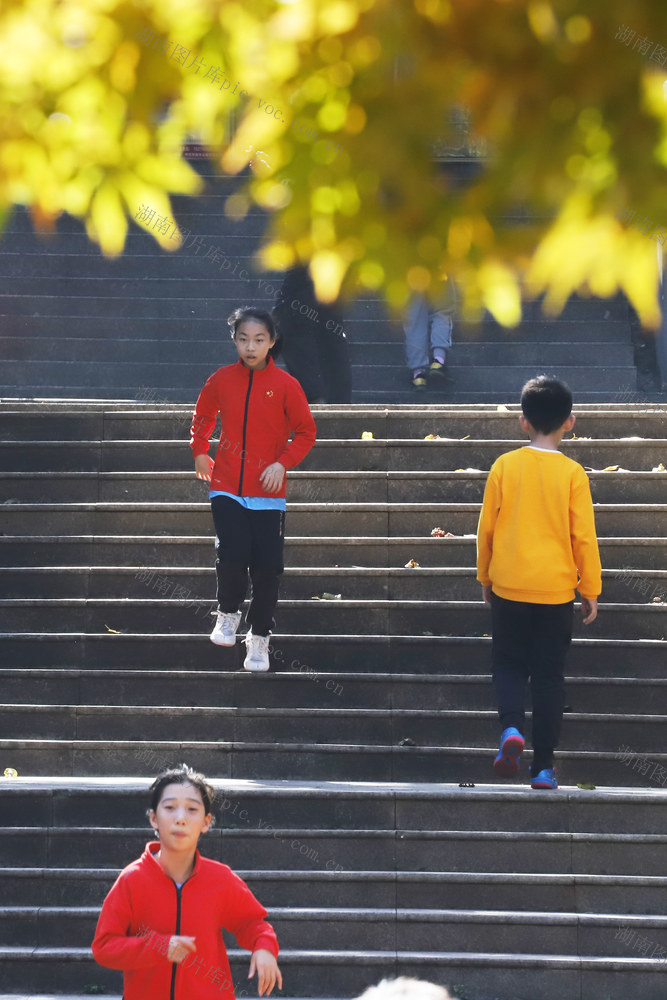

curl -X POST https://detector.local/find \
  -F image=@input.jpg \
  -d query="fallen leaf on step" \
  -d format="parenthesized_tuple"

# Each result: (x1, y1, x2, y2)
(576, 783, 596, 790)
(651, 596, 666, 604)
(3, 768, 18, 778)
(454, 467, 483, 473)
(570, 434, 591, 440)
(424, 433, 441, 440)
(312, 593, 342, 600)
(460, 434, 470, 440)
(652, 463, 666, 472)
(104, 624, 124, 633)
(361, 431, 374, 439)
(431, 527, 446, 536)
(497, 404, 509, 411)
(404, 559, 420, 568)
(399, 737, 417, 747)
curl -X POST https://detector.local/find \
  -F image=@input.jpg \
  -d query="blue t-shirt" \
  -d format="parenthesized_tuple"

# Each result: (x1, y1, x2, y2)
(209, 490, 286, 511)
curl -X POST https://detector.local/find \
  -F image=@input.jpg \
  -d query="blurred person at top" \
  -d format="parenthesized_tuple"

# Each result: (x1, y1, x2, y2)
(403, 278, 457, 390)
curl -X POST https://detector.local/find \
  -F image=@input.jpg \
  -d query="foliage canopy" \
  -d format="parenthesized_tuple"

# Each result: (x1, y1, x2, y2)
(1, 0, 667, 326)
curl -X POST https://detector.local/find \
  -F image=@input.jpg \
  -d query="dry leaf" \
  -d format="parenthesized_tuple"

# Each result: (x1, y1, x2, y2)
(431, 527, 446, 537)
(652, 463, 666, 472)
(460, 434, 470, 440)
(104, 624, 123, 633)
(404, 559, 420, 568)
(361, 431, 374, 440)
(312, 593, 342, 600)
(497, 404, 509, 412)
(3, 768, 18, 778)
(424, 433, 441, 440)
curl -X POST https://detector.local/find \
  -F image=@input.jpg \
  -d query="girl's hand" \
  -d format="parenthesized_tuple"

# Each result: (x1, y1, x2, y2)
(260, 462, 286, 494)
(249, 948, 283, 996)
(195, 454, 214, 481)
(168, 935, 197, 963)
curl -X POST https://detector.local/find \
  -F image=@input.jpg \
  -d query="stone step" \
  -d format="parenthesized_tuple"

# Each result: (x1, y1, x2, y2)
(0, 945, 664, 1000)
(2, 633, 664, 677)
(1, 902, 664, 957)
(3, 864, 666, 914)
(2, 470, 666, 504)
(0, 597, 663, 638)
(1, 535, 664, 570)
(1, 502, 665, 537)
(3, 820, 667, 874)
(2, 405, 664, 442)
(1, 736, 665, 784)
(2, 437, 665, 472)
(362, 390, 667, 406)
(1, 565, 664, 604)
(1, 668, 665, 715)
(3, 703, 667, 753)
(0, 336, 635, 368)
(4, 778, 667, 833)
(0, 359, 639, 395)
(5, 382, 656, 409)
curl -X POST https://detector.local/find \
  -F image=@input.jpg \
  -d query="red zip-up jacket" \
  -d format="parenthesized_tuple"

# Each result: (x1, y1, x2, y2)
(190, 358, 316, 497)
(91, 842, 279, 1000)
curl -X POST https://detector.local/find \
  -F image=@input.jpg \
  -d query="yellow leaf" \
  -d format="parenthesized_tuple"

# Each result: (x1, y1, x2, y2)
(90, 182, 127, 256)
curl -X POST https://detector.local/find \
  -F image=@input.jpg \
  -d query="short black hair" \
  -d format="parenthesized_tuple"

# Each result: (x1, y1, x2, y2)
(520, 375, 573, 434)
(148, 764, 216, 818)
(228, 305, 281, 357)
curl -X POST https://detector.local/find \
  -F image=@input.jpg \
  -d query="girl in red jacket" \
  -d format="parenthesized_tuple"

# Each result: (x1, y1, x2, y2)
(92, 764, 282, 1000)
(190, 306, 316, 671)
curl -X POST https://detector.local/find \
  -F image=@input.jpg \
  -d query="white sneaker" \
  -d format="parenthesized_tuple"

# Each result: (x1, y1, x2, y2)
(210, 611, 242, 646)
(243, 630, 271, 672)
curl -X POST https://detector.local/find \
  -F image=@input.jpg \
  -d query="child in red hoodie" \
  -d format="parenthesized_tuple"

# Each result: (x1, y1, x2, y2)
(92, 764, 282, 1000)
(190, 306, 316, 671)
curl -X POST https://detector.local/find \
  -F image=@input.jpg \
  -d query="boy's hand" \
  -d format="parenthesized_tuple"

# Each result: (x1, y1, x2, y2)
(260, 462, 286, 494)
(580, 597, 598, 624)
(168, 935, 197, 963)
(249, 948, 283, 996)
(195, 454, 214, 481)
(482, 584, 493, 605)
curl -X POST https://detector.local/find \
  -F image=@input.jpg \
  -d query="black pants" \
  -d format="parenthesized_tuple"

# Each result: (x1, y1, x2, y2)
(210, 496, 285, 637)
(491, 593, 574, 775)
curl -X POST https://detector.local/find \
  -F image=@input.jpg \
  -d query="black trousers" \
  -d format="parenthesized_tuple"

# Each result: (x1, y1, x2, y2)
(491, 593, 574, 775)
(210, 496, 285, 637)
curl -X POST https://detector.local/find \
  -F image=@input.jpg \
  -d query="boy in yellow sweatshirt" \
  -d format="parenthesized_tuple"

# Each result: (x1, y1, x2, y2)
(476, 376, 602, 789)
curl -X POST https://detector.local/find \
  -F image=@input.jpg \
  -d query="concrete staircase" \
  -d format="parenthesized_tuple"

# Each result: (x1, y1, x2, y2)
(0, 174, 648, 404)
(1, 401, 667, 1000)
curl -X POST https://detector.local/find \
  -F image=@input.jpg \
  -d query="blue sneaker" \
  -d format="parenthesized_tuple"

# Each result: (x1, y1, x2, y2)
(493, 726, 525, 777)
(531, 767, 558, 789)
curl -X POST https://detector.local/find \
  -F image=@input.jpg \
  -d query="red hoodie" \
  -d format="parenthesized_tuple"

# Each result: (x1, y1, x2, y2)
(190, 358, 316, 497)
(91, 841, 279, 1000)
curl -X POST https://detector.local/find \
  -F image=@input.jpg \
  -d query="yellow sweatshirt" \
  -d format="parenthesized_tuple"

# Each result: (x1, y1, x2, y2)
(476, 446, 602, 604)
